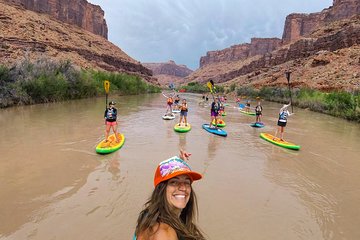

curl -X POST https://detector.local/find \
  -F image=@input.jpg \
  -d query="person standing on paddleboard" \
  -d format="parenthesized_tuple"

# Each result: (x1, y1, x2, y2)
(274, 103, 294, 141)
(178, 99, 189, 127)
(209, 98, 220, 129)
(133, 150, 205, 240)
(245, 100, 251, 112)
(104, 101, 119, 143)
(174, 95, 180, 110)
(255, 99, 263, 123)
(162, 92, 174, 115)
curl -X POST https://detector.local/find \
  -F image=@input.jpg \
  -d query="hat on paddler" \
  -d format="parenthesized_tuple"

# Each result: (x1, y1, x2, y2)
(154, 156, 202, 187)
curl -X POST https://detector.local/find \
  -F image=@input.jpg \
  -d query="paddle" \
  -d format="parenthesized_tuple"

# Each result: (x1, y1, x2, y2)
(206, 80, 217, 101)
(285, 71, 294, 113)
(104, 80, 110, 108)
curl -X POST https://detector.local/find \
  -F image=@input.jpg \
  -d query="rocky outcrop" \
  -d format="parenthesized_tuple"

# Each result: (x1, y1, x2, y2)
(0, 2, 156, 83)
(186, 0, 360, 91)
(282, 0, 360, 44)
(143, 60, 193, 77)
(3, 0, 108, 38)
(186, 15, 360, 90)
(200, 38, 281, 67)
(143, 60, 193, 86)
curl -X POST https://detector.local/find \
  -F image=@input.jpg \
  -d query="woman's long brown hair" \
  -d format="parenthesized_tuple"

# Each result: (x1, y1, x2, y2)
(135, 181, 205, 240)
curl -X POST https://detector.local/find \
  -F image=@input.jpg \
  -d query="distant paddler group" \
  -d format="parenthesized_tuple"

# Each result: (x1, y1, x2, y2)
(95, 70, 300, 154)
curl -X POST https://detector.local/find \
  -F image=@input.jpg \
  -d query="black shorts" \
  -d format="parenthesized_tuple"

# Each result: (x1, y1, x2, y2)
(256, 112, 262, 116)
(277, 121, 287, 127)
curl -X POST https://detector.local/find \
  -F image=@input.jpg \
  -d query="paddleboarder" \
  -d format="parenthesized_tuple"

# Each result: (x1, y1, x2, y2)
(178, 99, 189, 126)
(104, 101, 119, 143)
(274, 103, 294, 141)
(209, 98, 220, 129)
(255, 100, 263, 123)
(162, 92, 175, 114)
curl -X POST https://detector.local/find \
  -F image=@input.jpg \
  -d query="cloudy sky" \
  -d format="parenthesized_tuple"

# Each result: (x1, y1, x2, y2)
(88, 0, 333, 70)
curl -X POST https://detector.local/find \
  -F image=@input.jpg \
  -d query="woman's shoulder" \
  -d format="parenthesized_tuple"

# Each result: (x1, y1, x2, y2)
(138, 223, 178, 240)
(157, 223, 178, 238)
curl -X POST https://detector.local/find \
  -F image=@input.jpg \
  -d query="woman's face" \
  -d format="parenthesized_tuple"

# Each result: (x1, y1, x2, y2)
(166, 174, 192, 215)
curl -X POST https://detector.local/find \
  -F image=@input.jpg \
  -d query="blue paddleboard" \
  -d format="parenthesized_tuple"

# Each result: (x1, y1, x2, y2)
(250, 122, 265, 128)
(202, 124, 227, 137)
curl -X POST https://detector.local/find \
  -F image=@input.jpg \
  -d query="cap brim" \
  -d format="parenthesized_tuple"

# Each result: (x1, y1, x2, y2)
(156, 170, 202, 186)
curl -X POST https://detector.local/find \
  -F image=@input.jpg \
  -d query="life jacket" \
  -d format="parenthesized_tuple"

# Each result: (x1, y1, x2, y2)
(105, 108, 117, 121)
(212, 102, 220, 112)
(167, 97, 173, 104)
(255, 105, 262, 114)
(180, 103, 188, 111)
(278, 111, 288, 122)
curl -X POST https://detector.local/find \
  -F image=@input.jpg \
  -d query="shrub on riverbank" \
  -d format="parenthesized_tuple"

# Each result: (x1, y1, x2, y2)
(180, 82, 224, 94)
(0, 58, 160, 108)
(235, 86, 360, 122)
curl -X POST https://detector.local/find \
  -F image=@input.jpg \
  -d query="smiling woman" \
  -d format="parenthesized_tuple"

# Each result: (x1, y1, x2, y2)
(134, 151, 205, 240)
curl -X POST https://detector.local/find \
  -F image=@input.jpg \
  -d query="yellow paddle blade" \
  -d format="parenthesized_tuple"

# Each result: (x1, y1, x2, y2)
(104, 80, 110, 94)
(206, 82, 213, 93)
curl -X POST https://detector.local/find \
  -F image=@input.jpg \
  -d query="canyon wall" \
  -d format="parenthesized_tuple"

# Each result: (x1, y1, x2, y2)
(282, 0, 360, 44)
(200, 38, 281, 67)
(3, 0, 108, 38)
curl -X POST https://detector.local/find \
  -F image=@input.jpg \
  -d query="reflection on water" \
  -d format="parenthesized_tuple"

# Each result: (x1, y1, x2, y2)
(0, 94, 360, 240)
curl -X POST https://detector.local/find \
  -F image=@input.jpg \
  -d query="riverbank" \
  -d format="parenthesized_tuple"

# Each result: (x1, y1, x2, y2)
(0, 58, 160, 108)
(232, 85, 360, 122)
(177, 82, 359, 122)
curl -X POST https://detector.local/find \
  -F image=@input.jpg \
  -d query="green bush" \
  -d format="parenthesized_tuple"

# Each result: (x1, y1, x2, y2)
(0, 58, 160, 108)
(180, 82, 208, 93)
(233, 86, 360, 122)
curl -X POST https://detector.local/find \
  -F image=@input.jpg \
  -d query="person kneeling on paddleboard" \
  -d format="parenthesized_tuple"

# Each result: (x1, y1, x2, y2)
(104, 101, 119, 143)
(178, 99, 188, 127)
(274, 103, 294, 141)
(209, 98, 220, 129)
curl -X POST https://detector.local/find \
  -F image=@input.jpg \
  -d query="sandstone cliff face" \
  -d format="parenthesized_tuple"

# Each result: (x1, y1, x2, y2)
(3, 0, 108, 38)
(282, 0, 360, 44)
(143, 60, 193, 86)
(0, 2, 156, 84)
(187, 0, 360, 91)
(200, 38, 281, 67)
(186, 17, 360, 90)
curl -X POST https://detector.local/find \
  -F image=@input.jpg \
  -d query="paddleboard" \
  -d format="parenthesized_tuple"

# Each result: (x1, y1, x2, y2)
(260, 133, 300, 150)
(162, 114, 175, 120)
(202, 124, 227, 137)
(239, 109, 256, 116)
(223, 103, 229, 106)
(174, 123, 191, 133)
(96, 133, 125, 154)
(172, 109, 181, 113)
(250, 122, 265, 128)
(212, 119, 226, 127)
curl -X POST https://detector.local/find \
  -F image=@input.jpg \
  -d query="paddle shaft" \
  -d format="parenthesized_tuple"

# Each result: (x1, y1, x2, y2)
(286, 72, 294, 113)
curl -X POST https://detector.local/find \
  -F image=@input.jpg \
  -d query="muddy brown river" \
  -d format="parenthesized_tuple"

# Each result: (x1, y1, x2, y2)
(0, 93, 359, 240)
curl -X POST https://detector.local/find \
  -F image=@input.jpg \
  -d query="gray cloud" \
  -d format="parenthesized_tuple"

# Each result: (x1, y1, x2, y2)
(89, 0, 333, 69)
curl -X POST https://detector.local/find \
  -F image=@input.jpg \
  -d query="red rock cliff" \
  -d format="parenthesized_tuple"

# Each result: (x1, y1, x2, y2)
(282, 0, 360, 44)
(143, 60, 193, 86)
(200, 38, 281, 67)
(3, 0, 108, 39)
(143, 60, 193, 77)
